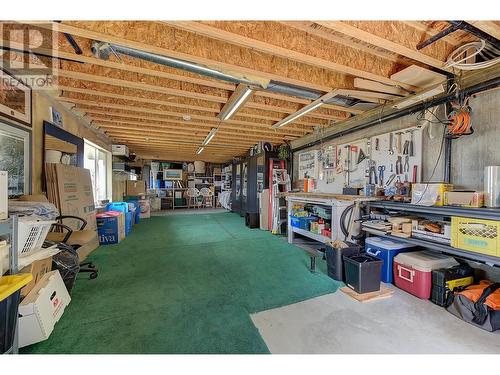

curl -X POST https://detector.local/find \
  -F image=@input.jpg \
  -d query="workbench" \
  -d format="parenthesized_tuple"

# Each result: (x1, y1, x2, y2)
(283, 192, 379, 245)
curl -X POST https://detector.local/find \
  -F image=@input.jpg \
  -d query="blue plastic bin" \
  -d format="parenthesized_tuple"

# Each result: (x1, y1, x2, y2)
(106, 202, 129, 213)
(365, 237, 420, 283)
(290, 216, 315, 230)
(126, 200, 140, 224)
(125, 211, 133, 235)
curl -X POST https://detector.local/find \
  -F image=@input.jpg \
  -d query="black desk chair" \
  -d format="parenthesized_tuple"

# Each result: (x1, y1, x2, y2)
(47, 216, 98, 279)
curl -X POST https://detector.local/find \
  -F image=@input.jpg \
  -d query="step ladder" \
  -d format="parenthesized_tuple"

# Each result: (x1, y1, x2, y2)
(270, 168, 290, 234)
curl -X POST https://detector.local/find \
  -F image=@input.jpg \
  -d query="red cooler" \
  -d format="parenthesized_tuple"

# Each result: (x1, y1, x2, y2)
(393, 251, 458, 299)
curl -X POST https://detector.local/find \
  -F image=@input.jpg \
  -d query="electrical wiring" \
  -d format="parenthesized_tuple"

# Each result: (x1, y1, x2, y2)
(444, 40, 500, 71)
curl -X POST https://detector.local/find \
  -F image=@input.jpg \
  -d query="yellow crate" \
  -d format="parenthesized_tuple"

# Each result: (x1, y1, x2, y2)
(451, 217, 499, 257)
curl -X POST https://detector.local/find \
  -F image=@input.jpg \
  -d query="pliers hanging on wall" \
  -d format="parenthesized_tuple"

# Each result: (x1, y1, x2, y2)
(395, 156, 403, 175)
(404, 155, 410, 173)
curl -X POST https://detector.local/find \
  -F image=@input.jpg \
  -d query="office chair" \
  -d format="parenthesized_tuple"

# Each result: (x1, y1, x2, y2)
(19, 195, 98, 279)
(48, 216, 98, 279)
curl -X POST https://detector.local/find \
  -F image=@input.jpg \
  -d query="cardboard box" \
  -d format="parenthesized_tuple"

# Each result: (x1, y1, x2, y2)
(126, 180, 145, 196)
(411, 183, 453, 206)
(76, 232, 100, 261)
(18, 271, 71, 348)
(0, 171, 7, 220)
(96, 211, 125, 244)
(46, 164, 97, 231)
(138, 199, 151, 219)
(444, 191, 484, 208)
(19, 257, 53, 298)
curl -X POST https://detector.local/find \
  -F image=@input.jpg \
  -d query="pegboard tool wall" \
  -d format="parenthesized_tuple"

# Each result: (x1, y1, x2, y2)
(300, 126, 423, 194)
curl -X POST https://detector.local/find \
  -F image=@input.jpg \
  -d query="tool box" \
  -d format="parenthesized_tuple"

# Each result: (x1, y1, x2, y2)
(393, 251, 458, 299)
(365, 237, 420, 283)
(431, 264, 475, 306)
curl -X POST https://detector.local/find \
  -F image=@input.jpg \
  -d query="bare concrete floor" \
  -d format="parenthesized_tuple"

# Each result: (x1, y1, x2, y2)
(251, 286, 500, 354)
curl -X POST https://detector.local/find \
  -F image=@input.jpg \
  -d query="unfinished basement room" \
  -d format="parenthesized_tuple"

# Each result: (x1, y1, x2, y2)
(0, 1, 499, 373)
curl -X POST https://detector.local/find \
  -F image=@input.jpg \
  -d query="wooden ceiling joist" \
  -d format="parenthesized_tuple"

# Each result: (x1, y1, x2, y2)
(316, 21, 448, 70)
(40, 21, 348, 92)
(71, 107, 305, 139)
(1, 38, 358, 117)
(59, 97, 311, 134)
(57, 71, 345, 123)
(93, 120, 298, 142)
(58, 86, 336, 126)
(165, 21, 416, 90)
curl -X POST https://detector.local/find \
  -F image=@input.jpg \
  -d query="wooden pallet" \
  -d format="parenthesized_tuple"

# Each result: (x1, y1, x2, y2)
(340, 285, 394, 302)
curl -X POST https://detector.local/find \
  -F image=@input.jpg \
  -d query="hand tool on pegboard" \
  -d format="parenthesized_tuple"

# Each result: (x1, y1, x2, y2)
(412, 165, 418, 183)
(368, 160, 377, 185)
(377, 165, 386, 186)
(396, 156, 403, 175)
(388, 133, 394, 155)
(404, 155, 410, 173)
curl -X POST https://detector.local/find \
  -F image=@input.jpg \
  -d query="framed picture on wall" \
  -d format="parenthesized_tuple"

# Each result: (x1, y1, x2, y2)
(0, 69, 32, 126)
(0, 119, 31, 197)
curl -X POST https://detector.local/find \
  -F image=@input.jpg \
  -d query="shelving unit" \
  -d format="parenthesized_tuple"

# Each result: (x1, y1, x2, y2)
(365, 201, 500, 266)
(367, 201, 500, 221)
(1, 216, 19, 354)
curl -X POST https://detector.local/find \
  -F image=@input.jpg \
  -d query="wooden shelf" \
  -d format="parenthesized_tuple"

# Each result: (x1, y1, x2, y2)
(292, 227, 330, 244)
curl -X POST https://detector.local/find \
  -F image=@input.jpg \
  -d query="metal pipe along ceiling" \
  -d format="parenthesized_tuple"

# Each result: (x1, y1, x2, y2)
(93, 41, 357, 106)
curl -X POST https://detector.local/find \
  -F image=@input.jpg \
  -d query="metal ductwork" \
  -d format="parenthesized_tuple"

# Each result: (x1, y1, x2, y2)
(91, 40, 358, 107)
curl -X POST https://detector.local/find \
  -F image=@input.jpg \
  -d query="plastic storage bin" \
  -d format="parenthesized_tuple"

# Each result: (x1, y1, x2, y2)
(343, 254, 383, 294)
(365, 237, 420, 283)
(126, 200, 140, 224)
(325, 243, 360, 282)
(431, 264, 474, 306)
(106, 202, 129, 213)
(451, 216, 499, 257)
(290, 216, 315, 230)
(393, 251, 458, 299)
(0, 274, 32, 353)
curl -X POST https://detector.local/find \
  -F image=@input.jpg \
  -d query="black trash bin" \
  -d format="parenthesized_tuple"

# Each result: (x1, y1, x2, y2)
(343, 254, 383, 294)
(325, 243, 360, 282)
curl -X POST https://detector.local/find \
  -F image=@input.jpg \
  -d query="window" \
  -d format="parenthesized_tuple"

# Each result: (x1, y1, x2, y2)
(0, 120, 30, 196)
(84, 139, 112, 203)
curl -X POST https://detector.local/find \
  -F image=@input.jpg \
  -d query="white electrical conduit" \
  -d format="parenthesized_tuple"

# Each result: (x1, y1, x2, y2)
(444, 40, 500, 71)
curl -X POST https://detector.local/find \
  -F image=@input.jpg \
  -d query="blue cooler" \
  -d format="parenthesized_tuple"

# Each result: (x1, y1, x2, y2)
(365, 237, 419, 283)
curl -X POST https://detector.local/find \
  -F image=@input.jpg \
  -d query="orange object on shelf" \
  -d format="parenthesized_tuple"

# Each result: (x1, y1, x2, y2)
(303, 178, 309, 192)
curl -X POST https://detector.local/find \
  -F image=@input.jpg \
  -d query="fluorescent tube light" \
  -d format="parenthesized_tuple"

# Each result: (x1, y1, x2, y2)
(218, 84, 254, 121)
(197, 147, 204, 155)
(271, 90, 339, 129)
(202, 128, 218, 146)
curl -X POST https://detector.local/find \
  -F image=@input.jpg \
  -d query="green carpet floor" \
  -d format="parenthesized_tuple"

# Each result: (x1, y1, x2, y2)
(21, 212, 341, 354)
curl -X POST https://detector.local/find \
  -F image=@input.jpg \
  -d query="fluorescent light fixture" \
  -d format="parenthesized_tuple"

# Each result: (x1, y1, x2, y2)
(271, 90, 339, 129)
(202, 128, 218, 146)
(196, 147, 204, 155)
(393, 84, 445, 110)
(218, 84, 253, 121)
